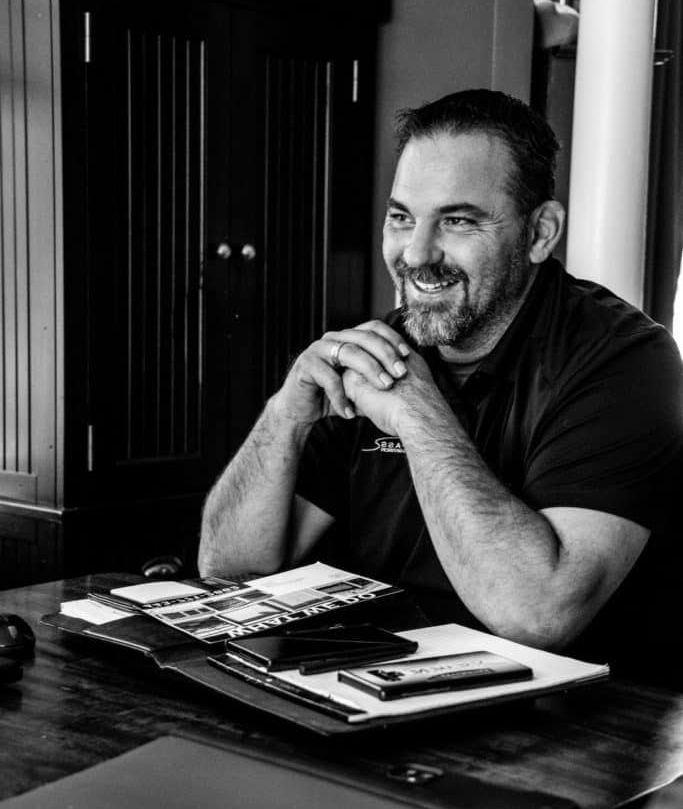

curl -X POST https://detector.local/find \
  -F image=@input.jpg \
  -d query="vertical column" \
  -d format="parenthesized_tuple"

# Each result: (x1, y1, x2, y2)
(566, 0, 657, 308)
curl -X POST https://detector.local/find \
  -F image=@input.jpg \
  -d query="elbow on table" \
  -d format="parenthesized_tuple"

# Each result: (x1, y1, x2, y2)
(489, 602, 594, 653)
(196, 517, 245, 579)
(196, 524, 286, 581)
(197, 552, 221, 580)
(196, 502, 249, 578)
(488, 565, 607, 651)
(498, 622, 574, 653)
(196, 535, 224, 579)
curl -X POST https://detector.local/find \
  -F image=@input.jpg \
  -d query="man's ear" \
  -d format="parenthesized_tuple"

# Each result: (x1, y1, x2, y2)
(527, 200, 566, 264)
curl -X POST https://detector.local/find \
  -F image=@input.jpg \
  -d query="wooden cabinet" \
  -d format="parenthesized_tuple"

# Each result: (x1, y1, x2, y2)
(0, 0, 382, 586)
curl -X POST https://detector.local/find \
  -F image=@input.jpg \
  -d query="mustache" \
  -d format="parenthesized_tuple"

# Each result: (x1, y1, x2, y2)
(394, 260, 468, 285)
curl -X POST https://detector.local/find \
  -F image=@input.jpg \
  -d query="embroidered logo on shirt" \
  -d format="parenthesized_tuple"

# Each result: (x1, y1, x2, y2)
(361, 436, 406, 454)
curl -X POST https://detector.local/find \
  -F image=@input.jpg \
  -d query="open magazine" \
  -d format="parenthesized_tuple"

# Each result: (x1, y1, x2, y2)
(86, 563, 401, 644)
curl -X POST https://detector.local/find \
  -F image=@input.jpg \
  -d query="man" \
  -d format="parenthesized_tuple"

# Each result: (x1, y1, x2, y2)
(199, 90, 682, 664)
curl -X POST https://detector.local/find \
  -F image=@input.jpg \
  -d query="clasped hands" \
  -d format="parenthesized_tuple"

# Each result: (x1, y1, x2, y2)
(275, 320, 437, 434)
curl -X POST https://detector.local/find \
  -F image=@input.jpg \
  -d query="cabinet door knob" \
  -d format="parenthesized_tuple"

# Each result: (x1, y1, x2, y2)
(241, 244, 257, 261)
(216, 242, 232, 260)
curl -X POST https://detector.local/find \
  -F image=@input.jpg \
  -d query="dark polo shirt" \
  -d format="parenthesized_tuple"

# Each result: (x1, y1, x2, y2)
(296, 258, 683, 669)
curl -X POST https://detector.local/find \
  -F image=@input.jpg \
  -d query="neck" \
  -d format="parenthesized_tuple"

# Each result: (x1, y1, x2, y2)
(437, 263, 539, 364)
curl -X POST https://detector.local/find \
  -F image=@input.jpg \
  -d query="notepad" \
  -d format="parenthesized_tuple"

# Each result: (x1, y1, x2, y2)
(252, 623, 609, 724)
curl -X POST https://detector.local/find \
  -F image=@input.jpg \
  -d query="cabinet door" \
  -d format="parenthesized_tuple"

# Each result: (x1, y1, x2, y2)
(220, 4, 375, 449)
(68, 1, 230, 503)
(64, 1, 375, 504)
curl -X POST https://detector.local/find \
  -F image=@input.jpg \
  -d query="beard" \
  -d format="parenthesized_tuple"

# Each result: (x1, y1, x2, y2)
(397, 233, 531, 348)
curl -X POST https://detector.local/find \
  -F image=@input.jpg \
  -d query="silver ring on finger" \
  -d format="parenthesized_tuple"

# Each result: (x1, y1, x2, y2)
(329, 341, 347, 369)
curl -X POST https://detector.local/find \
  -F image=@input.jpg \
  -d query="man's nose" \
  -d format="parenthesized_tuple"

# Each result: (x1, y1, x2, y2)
(402, 225, 443, 268)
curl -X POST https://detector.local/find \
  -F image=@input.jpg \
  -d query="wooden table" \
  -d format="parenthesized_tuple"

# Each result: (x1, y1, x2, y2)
(1, 577, 683, 808)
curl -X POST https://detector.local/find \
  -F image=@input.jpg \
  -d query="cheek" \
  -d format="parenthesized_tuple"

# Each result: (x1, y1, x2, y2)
(465, 246, 515, 299)
(442, 237, 488, 274)
(382, 229, 402, 271)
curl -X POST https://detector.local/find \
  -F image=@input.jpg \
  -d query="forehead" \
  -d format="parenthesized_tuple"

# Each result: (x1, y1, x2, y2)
(391, 131, 516, 213)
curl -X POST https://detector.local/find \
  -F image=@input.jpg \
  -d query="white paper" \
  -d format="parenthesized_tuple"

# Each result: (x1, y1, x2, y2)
(272, 623, 609, 724)
(110, 581, 206, 604)
(60, 599, 132, 625)
(248, 562, 356, 596)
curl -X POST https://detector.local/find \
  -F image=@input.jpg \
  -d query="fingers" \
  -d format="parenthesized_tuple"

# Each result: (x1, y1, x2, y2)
(316, 364, 356, 421)
(353, 320, 411, 359)
(341, 368, 368, 403)
(280, 321, 412, 424)
(323, 320, 411, 387)
(288, 347, 356, 420)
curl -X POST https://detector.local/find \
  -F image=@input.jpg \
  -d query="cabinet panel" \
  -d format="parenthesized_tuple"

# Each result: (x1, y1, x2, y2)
(116, 28, 206, 463)
(261, 55, 329, 393)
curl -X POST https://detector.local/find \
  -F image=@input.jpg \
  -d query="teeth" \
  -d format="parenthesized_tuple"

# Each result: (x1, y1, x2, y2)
(412, 278, 456, 293)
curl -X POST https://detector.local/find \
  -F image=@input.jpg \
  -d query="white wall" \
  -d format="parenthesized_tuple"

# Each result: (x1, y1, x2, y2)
(371, 0, 535, 315)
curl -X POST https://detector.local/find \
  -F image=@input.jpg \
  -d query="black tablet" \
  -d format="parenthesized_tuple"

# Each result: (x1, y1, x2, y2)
(224, 624, 418, 672)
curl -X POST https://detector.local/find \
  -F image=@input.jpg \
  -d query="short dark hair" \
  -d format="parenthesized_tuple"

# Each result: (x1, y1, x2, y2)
(395, 89, 559, 216)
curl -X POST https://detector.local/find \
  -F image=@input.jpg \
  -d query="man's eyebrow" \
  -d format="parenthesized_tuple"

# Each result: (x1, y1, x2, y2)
(437, 203, 488, 218)
(386, 198, 488, 218)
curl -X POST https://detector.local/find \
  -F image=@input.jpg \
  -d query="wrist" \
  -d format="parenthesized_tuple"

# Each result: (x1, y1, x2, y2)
(394, 387, 461, 441)
(265, 392, 316, 444)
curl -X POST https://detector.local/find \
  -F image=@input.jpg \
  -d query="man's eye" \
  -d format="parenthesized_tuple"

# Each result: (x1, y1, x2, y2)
(386, 211, 412, 225)
(443, 216, 474, 227)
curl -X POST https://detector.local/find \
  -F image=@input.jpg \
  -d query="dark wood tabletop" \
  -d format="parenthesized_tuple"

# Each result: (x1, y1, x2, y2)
(1, 576, 683, 808)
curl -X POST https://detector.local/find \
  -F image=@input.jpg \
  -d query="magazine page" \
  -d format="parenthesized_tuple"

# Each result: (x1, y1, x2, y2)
(142, 563, 397, 643)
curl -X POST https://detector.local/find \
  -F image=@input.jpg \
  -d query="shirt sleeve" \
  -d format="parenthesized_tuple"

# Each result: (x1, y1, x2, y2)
(522, 328, 683, 532)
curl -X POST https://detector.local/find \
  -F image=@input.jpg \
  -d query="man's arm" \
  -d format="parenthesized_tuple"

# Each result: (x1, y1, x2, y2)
(198, 322, 410, 578)
(198, 398, 331, 577)
(343, 352, 649, 650)
(400, 396, 648, 649)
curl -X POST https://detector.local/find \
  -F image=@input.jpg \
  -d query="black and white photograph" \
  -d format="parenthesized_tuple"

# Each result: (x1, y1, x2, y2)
(2, 0, 683, 806)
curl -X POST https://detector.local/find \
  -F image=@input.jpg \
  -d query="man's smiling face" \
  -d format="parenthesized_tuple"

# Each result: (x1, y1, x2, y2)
(382, 131, 534, 355)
